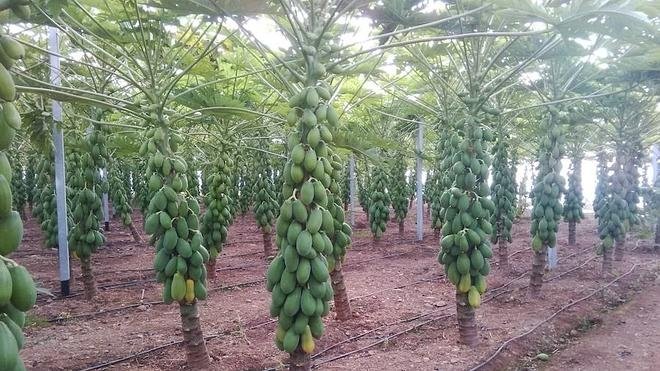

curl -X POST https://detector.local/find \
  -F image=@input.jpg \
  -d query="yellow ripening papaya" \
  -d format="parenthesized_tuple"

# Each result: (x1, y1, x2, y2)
(184, 279, 195, 303)
(301, 325, 315, 353)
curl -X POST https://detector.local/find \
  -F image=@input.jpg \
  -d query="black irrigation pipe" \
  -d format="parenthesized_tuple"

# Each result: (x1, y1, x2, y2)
(45, 278, 270, 323)
(469, 264, 638, 371)
(53, 278, 159, 300)
(91, 250, 266, 278)
(47, 248, 421, 301)
(488, 245, 594, 295)
(43, 241, 585, 321)
(47, 301, 163, 323)
(71, 243, 601, 371)
(310, 246, 600, 367)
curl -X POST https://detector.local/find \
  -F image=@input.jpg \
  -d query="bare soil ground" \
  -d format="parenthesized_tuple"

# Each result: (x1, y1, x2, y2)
(13, 205, 659, 371)
(539, 272, 660, 371)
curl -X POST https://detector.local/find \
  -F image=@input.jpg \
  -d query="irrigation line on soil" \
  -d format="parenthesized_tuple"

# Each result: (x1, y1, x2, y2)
(488, 246, 593, 295)
(72, 243, 596, 370)
(310, 246, 599, 366)
(45, 279, 266, 323)
(468, 263, 638, 371)
(80, 306, 291, 370)
(47, 249, 418, 301)
(47, 267, 438, 323)
(47, 301, 163, 323)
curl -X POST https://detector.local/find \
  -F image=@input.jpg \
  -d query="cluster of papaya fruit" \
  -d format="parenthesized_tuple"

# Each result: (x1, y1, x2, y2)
(438, 117, 495, 309)
(324, 172, 351, 273)
(489, 132, 516, 244)
(267, 33, 346, 352)
(622, 145, 642, 226)
(367, 169, 390, 238)
(141, 127, 210, 304)
(237, 162, 254, 215)
(0, 165, 21, 257)
(593, 152, 608, 215)
(563, 155, 584, 223)
(200, 153, 234, 264)
(389, 152, 410, 228)
(252, 156, 279, 234)
(341, 163, 350, 209)
(33, 154, 58, 248)
(8, 154, 25, 215)
(431, 135, 455, 231)
(0, 4, 35, 367)
(109, 163, 134, 227)
(0, 24, 24, 257)
(87, 125, 108, 173)
(595, 169, 630, 251)
(530, 112, 565, 251)
(67, 147, 105, 260)
(0, 258, 36, 371)
(185, 157, 199, 198)
(358, 170, 370, 214)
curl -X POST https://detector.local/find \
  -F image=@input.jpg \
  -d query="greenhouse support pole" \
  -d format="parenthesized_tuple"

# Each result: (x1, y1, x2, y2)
(547, 243, 557, 270)
(415, 118, 424, 241)
(49, 26, 71, 296)
(349, 154, 356, 228)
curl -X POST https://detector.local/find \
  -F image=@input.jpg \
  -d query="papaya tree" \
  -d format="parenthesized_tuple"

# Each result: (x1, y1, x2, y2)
(358, 161, 370, 214)
(200, 150, 234, 279)
(24, 154, 35, 210)
(368, 166, 390, 240)
(237, 157, 255, 215)
(34, 150, 59, 248)
(595, 157, 626, 274)
(259, 1, 361, 366)
(253, 147, 279, 257)
(563, 146, 585, 246)
(593, 151, 609, 215)
(326, 158, 353, 321)
(67, 130, 106, 300)
(529, 107, 565, 293)
(108, 159, 142, 242)
(490, 126, 516, 272)
(8, 152, 26, 218)
(185, 156, 200, 198)
(595, 92, 651, 261)
(389, 151, 409, 234)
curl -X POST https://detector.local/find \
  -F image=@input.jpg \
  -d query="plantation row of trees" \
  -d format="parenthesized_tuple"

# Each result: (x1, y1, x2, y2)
(0, 0, 658, 370)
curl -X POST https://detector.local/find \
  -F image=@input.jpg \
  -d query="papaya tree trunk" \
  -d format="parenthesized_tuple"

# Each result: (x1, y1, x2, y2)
(568, 220, 576, 246)
(456, 291, 478, 346)
(289, 349, 311, 370)
(263, 230, 272, 258)
(398, 220, 404, 234)
(330, 260, 351, 321)
(80, 255, 96, 300)
(614, 237, 624, 261)
(529, 246, 547, 298)
(128, 222, 143, 243)
(498, 238, 509, 273)
(205, 258, 217, 279)
(179, 302, 210, 369)
(602, 247, 613, 276)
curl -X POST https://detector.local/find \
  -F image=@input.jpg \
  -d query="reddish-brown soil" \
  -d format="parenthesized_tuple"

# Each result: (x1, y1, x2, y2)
(14, 205, 659, 371)
(540, 274, 660, 371)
